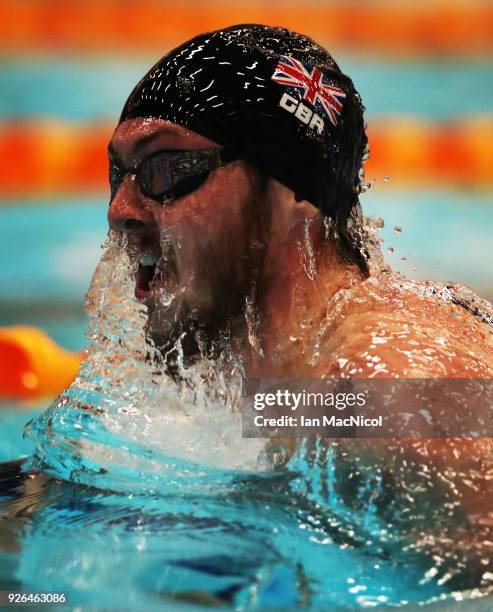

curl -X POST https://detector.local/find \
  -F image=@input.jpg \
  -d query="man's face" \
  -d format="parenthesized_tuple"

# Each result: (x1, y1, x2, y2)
(108, 118, 265, 351)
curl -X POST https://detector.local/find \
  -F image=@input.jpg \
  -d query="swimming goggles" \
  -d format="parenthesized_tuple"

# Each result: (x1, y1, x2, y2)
(109, 148, 238, 204)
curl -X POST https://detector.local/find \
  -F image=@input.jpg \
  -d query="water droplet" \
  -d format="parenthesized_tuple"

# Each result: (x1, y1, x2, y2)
(400, 256, 406, 262)
(387, 247, 395, 254)
(384, 176, 391, 182)
(393, 225, 402, 234)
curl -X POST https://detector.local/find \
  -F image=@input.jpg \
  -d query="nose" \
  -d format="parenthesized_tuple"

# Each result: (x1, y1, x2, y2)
(107, 175, 153, 233)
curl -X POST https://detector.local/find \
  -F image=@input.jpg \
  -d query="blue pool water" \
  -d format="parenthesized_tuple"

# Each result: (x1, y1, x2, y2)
(0, 424, 451, 610)
(2, 415, 493, 609)
(0, 402, 488, 609)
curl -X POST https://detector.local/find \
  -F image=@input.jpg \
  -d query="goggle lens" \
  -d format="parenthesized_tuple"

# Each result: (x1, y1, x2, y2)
(109, 148, 237, 204)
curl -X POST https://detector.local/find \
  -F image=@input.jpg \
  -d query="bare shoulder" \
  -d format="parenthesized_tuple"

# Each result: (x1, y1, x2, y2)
(320, 273, 493, 377)
(320, 275, 493, 580)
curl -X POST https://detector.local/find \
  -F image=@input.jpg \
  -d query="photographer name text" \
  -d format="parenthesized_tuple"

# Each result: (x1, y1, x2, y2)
(252, 389, 382, 429)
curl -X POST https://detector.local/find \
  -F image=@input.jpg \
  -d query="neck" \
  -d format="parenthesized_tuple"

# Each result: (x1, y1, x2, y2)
(235, 181, 367, 377)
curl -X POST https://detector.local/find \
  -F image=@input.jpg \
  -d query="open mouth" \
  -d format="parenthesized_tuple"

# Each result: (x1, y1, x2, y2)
(135, 254, 159, 301)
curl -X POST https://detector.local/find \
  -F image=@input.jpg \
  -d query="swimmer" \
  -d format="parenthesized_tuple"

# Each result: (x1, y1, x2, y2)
(108, 25, 493, 586)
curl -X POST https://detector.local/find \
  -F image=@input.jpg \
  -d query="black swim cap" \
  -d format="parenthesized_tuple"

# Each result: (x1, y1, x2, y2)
(120, 24, 367, 222)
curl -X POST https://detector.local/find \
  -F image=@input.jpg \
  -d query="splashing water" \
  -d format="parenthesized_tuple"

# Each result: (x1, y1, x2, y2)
(25, 232, 270, 492)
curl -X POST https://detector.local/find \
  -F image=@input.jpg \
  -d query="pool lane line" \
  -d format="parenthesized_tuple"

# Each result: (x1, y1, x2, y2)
(0, 117, 492, 197)
(0, 0, 493, 58)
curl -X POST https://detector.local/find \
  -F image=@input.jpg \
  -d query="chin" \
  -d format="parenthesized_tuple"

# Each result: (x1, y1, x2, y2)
(143, 282, 231, 359)
(145, 301, 183, 349)
(144, 301, 201, 362)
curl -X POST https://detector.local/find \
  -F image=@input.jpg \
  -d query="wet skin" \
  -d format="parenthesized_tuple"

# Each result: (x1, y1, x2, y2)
(109, 118, 493, 582)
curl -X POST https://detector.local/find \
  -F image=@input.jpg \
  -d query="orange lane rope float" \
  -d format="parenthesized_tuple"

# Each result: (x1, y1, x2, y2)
(0, 326, 84, 402)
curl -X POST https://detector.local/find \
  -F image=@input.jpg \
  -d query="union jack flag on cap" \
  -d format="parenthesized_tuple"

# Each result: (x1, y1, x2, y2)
(271, 55, 346, 127)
